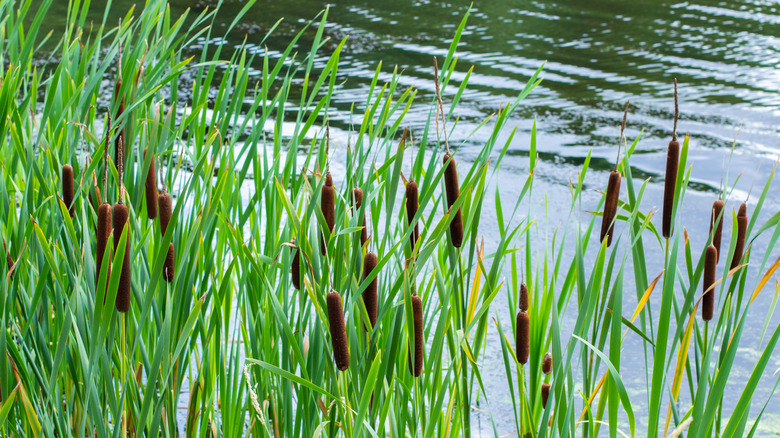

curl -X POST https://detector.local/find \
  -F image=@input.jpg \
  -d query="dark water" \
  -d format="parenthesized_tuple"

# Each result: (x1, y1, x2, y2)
(49, 0, 780, 435)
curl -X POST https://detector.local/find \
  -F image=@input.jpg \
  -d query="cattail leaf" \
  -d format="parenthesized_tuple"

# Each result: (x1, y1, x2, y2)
(246, 359, 338, 401)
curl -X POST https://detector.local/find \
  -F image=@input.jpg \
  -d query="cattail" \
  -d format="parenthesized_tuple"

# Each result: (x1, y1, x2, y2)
(320, 172, 335, 255)
(363, 252, 378, 328)
(144, 149, 158, 220)
(662, 139, 680, 239)
(542, 352, 553, 375)
(443, 154, 464, 248)
(326, 290, 349, 371)
(158, 193, 172, 237)
(710, 199, 725, 261)
(96, 203, 112, 290)
(541, 383, 551, 409)
(516, 310, 529, 365)
(163, 242, 175, 283)
(351, 187, 368, 247)
(519, 282, 529, 312)
(62, 164, 75, 218)
(702, 245, 717, 321)
(731, 203, 748, 270)
(113, 203, 131, 313)
(409, 294, 424, 377)
(114, 77, 127, 170)
(406, 180, 420, 251)
(291, 245, 301, 290)
(3, 239, 13, 277)
(600, 171, 621, 246)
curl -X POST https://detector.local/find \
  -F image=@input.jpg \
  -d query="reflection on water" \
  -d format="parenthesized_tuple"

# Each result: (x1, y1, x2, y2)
(44, 0, 780, 434)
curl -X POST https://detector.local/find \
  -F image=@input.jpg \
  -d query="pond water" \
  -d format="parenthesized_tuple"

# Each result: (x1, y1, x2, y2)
(47, 0, 780, 435)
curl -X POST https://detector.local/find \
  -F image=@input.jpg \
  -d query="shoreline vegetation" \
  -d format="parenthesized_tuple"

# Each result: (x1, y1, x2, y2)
(1, 0, 779, 437)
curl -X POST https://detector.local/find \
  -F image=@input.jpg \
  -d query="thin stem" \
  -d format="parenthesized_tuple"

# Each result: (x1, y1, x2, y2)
(433, 57, 450, 155)
(673, 78, 679, 141)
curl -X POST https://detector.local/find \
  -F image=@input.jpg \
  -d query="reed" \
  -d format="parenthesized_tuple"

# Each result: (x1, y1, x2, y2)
(516, 310, 529, 365)
(600, 171, 621, 246)
(144, 149, 158, 220)
(62, 164, 75, 217)
(731, 202, 748, 270)
(702, 244, 717, 321)
(405, 180, 419, 251)
(113, 203, 131, 313)
(163, 242, 174, 283)
(542, 352, 552, 375)
(409, 294, 424, 377)
(443, 153, 464, 248)
(326, 290, 349, 371)
(663, 79, 680, 239)
(710, 199, 725, 261)
(96, 203, 112, 290)
(363, 251, 378, 328)
(541, 383, 551, 409)
(158, 193, 172, 237)
(321, 172, 336, 254)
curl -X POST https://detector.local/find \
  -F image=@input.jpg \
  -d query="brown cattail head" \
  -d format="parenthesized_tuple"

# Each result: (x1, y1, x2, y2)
(443, 154, 463, 248)
(542, 352, 553, 374)
(320, 172, 336, 254)
(541, 383, 551, 409)
(406, 180, 420, 251)
(351, 187, 368, 247)
(326, 290, 349, 371)
(143, 149, 158, 220)
(62, 164, 75, 218)
(163, 243, 175, 283)
(600, 170, 621, 246)
(710, 199, 725, 261)
(702, 245, 717, 321)
(3, 239, 13, 277)
(112, 203, 131, 313)
(731, 203, 748, 270)
(158, 193, 172, 237)
(662, 140, 680, 239)
(291, 246, 301, 290)
(96, 203, 112, 291)
(363, 252, 378, 328)
(516, 310, 530, 365)
(409, 294, 424, 377)
(519, 282, 529, 312)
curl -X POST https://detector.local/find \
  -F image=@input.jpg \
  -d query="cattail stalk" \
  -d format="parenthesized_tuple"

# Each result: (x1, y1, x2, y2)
(163, 243, 174, 283)
(326, 290, 349, 371)
(113, 204, 131, 312)
(663, 80, 680, 239)
(702, 245, 717, 321)
(320, 172, 335, 255)
(710, 199, 725, 261)
(351, 187, 368, 247)
(144, 149, 158, 220)
(443, 154, 464, 248)
(62, 164, 75, 218)
(409, 294, 424, 377)
(542, 383, 551, 409)
(363, 252, 378, 328)
(600, 171, 621, 246)
(731, 203, 748, 270)
(114, 78, 127, 171)
(406, 180, 420, 251)
(516, 310, 529, 365)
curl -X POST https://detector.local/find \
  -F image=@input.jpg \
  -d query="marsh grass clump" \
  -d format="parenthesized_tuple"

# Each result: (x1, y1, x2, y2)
(405, 180, 420, 251)
(363, 251, 378, 328)
(731, 202, 748, 270)
(326, 290, 349, 371)
(710, 199, 725, 261)
(702, 244, 717, 321)
(443, 154, 463, 248)
(62, 164, 75, 217)
(321, 172, 335, 255)
(144, 149, 158, 220)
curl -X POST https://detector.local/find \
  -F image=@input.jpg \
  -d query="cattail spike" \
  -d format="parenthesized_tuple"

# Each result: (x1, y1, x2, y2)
(320, 172, 335, 255)
(363, 252, 378, 328)
(600, 171, 621, 246)
(542, 383, 551, 409)
(96, 203, 112, 294)
(406, 181, 420, 251)
(710, 200, 725, 261)
(144, 149, 158, 220)
(3, 239, 13, 277)
(62, 164, 75, 218)
(113, 203, 131, 312)
(326, 290, 349, 371)
(542, 353, 553, 375)
(291, 245, 301, 290)
(519, 282, 529, 312)
(409, 294, 424, 377)
(443, 154, 463, 248)
(516, 310, 530, 365)
(163, 243, 174, 283)
(158, 193, 172, 237)
(662, 140, 680, 238)
(702, 245, 717, 321)
(731, 203, 748, 270)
